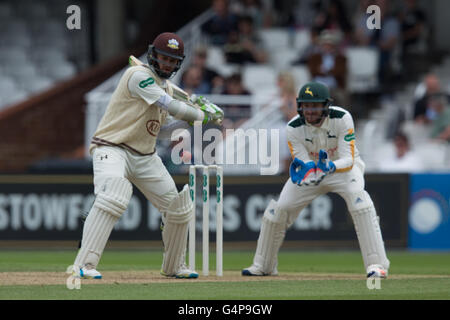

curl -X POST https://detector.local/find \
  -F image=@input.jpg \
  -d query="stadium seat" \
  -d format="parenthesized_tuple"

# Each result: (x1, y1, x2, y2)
(4, 64, 38, 81)
(290, 66, 311, 87)
(41, 61, 77, 81)
(0, 32, 32, 48)
(242, 64, 277, 94)
(258, 28, 291, 50)
(0, 76, 17, 94)
(0, 48, 28, 64)
(31, 48, 67, 64)
(0, 89, 28, 110)
(19, 75, 54, 94)
(345, 47, 379, 93)
(206, 46, 226, 69)
(269, 48, 299, 70)
(293, 29, 311, 53)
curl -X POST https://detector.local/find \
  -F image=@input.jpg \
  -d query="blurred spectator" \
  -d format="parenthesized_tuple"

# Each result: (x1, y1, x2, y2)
(307, 29, 349, 107)
(413, 74, 450, 123)
(262, 71, 298, 174)
(398, 0, 428, 78)
(230, 0, 272, 29)
(292, 0, 322, 29)
(221, 73, 252, 129)
(399, 0, 427, 53)
(180, 65, 211, 95)
(276, 71, 298, 120)
(378, 131, 424, 172)
(223, 15, 267, 65)
(428, 94, 450, 142)
(202, 0, 239, 46)
(312, 0, 353, 43)
(190, 47, 225, 94)
(354, 0, 401, 88)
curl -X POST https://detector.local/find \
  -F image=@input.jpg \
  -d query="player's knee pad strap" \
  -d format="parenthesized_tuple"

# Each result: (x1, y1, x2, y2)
(165, 184, 194, 224)
(93, 177, 133, 218)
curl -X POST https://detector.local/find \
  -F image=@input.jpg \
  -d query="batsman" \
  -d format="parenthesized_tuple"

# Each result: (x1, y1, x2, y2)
(72, 32, 223, 279)
(243, 82, 390, 279)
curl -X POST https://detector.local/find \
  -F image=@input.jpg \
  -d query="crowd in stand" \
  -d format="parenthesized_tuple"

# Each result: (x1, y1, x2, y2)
(165, 0, 449, 174)
(180, 0, 432, 111)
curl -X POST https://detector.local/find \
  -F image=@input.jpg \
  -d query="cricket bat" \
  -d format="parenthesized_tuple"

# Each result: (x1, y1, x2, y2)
(128, 55, 222, 124)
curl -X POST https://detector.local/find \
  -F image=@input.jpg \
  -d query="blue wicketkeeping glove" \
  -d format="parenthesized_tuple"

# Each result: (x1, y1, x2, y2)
(289, 158, 318, 186)
(315, 149, 336, 184)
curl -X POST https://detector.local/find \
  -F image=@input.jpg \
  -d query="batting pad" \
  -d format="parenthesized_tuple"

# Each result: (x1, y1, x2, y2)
(161, 185, 194, 275)
(349, 192, 390, 271)
(253, 200, 288, 274)
(74, 177, 132, 269)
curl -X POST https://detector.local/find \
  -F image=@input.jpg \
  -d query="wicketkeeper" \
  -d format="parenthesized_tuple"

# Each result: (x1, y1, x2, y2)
(72, 32, 224, 279)
(243, 82, 390, 278)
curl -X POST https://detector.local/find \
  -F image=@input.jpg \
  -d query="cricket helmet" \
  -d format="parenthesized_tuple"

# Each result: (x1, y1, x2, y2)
(296, 81, 333, 121)
(147, 32, 185, 79)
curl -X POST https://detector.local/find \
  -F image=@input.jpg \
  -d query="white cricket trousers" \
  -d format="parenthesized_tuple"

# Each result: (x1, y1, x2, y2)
(92, 146, 178, 212)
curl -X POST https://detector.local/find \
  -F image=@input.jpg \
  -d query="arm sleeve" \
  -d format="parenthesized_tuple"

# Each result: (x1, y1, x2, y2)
(286, 125, 311, 162)
(334, 113, 355, 172)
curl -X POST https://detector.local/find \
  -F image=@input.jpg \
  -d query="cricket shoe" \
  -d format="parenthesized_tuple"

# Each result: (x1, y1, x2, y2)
(242, 265, 278, 276)
(161, 264, 199, 279)
(366, 264, 388, 279)
(73, 266, 103, 279)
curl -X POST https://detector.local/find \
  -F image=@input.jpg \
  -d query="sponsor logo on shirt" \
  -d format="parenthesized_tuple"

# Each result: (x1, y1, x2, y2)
(344, 132, 355, 142)
(139, 77, 155, 88)
(146, 119, 161, 136)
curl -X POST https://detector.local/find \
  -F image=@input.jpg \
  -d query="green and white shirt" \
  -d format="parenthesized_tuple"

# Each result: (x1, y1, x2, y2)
(286, 106, 358, 173)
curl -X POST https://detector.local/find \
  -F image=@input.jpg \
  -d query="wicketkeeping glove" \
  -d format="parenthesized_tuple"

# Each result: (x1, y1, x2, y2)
(190, 94, 224, 124)
(315, 149, 336, 184)
(289, 158, 318, 186)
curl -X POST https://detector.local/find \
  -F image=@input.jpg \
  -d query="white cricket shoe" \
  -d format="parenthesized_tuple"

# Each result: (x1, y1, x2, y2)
(73, 266, 103, 279)
(242, 265, 278, 276)
(366, 264, 388, 279)
(161, 264, 199, 279)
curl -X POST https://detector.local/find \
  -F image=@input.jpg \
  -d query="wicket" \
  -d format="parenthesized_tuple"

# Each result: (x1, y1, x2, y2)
(188, 165, 223, 276)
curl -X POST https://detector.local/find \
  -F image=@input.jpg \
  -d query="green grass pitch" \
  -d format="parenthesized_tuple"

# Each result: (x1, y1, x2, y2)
(0, 248, 449, 300)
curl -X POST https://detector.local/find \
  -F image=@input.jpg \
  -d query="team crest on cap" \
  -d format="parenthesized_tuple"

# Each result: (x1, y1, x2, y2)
(305, 87, 314, 96)
(167, 39, 179, 49)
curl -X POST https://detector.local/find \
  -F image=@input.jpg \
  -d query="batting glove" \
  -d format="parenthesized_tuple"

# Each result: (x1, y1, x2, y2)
(191, 95, 224, 124)
(289, 158, 318, 186)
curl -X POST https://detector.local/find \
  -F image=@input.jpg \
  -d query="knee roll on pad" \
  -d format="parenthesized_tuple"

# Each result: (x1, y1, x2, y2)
(344, 190, 373, 213)
(93, 177, 133, 218)
(165, 184, 194, 224)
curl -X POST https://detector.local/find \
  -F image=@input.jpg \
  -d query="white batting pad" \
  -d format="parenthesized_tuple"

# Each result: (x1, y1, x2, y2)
(161, 219, 190, 275)
(253, 200, 288, 274)
(161, 185, 194, 275)
(74, 177, 132, 269)
(349, 192, 390, 271)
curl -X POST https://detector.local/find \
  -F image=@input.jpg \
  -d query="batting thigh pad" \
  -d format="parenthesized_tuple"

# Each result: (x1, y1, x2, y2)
(161, 185, 194, 275)
(347, 191, 390, 271)
(253, 199, 288, 274)
(74, 177, 133, 269)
